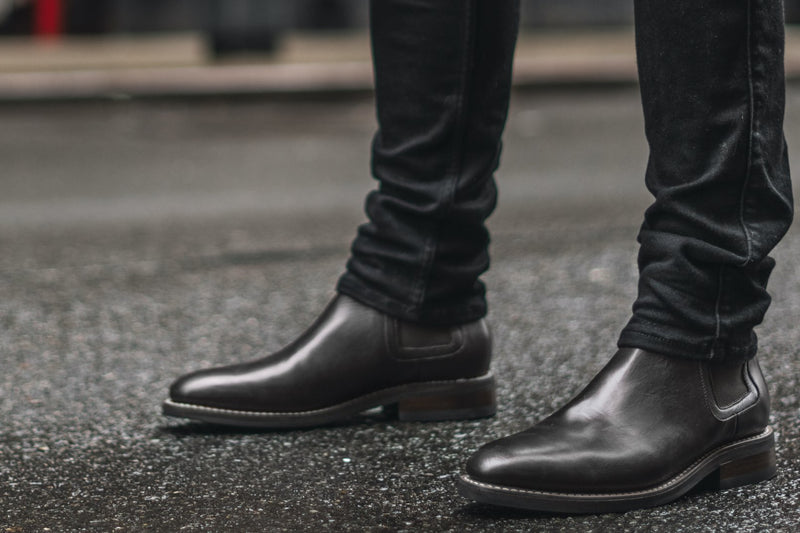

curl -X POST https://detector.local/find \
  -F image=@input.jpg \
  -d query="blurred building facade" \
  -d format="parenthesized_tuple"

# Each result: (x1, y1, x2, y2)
(2, 0, 800, 41)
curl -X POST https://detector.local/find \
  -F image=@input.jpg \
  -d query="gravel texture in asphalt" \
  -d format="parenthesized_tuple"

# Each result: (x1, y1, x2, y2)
(2, 88, 800, 531)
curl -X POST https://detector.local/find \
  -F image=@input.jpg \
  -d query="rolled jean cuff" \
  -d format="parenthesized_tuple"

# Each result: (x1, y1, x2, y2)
(336, 271, 487, 326)
(618, 321, 758, 362)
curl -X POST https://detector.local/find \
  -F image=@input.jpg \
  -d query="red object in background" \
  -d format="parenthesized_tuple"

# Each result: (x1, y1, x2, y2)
(34, 0, 63, 39)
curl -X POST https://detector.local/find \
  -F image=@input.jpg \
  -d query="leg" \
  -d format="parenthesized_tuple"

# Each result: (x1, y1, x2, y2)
(460, 0, 790, 513)
(339, 0, 520, 325)
(163, 0, 520, 427)
(620, 0, 793, 360)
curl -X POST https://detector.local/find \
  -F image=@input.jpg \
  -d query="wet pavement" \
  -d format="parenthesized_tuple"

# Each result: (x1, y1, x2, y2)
(2, 87, 800, 531)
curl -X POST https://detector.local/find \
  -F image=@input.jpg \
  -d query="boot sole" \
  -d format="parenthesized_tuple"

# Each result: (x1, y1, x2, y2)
(162, 373, 496, 428)
(457, 426, 776, 514)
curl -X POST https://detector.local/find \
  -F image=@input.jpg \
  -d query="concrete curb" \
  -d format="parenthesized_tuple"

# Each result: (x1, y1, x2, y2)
(0, 61, 376, 100)
(2, 28, 800, 100)
(0, 59, 644, 101)
(0, 30, 638, 100)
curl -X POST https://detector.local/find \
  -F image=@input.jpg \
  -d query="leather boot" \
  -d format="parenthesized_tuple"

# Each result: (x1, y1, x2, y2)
(458, 349, 776, 513)
(163, 295, 496, 427)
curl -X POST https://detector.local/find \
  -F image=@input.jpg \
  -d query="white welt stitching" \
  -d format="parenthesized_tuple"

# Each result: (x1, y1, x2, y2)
(166, 374, 493, 417)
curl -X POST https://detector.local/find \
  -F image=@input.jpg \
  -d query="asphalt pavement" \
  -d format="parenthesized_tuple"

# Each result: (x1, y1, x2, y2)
(2, 87, 800, 531)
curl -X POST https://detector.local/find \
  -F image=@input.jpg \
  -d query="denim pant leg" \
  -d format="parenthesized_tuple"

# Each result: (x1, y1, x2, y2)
(619, 0, 794, 360)
(337, 0, 520, 325)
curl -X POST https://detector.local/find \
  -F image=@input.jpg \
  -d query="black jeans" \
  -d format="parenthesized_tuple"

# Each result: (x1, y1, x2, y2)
(337, 0, 793, 361)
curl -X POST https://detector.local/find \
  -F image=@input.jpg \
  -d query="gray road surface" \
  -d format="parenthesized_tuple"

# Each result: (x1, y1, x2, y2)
(2, 87, 800, 531)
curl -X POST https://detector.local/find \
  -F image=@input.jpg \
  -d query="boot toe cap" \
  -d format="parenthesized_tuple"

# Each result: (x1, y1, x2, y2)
(168, 368, 237, 409)
(465, 432, 592, 492)
(466, 437, 528, 487)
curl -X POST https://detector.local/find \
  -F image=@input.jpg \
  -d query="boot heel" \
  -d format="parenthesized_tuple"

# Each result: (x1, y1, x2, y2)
(388, 376, 497, 422)
(715, 446, 777, 490)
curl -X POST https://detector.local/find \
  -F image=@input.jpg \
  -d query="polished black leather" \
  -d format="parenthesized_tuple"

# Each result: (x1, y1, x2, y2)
(465, 348, 769, 494)
(165, 295, 492, 423)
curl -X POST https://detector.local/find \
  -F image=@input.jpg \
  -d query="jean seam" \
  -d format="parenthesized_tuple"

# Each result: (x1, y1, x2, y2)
(337, 274, 486, 325)
(621, 326, 755, 358)
(712, 0, 754, 358)
(411, 0, 477, 310)
(623, 326, 700, 347)
(738, 0, 756, 267)
(712, 266, 724, 358)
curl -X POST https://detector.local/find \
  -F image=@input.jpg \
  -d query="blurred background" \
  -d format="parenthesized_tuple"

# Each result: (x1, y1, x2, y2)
(1, 0, 798, 58)
(2, 0, 800, 43)
(6, 0, 638, 45)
